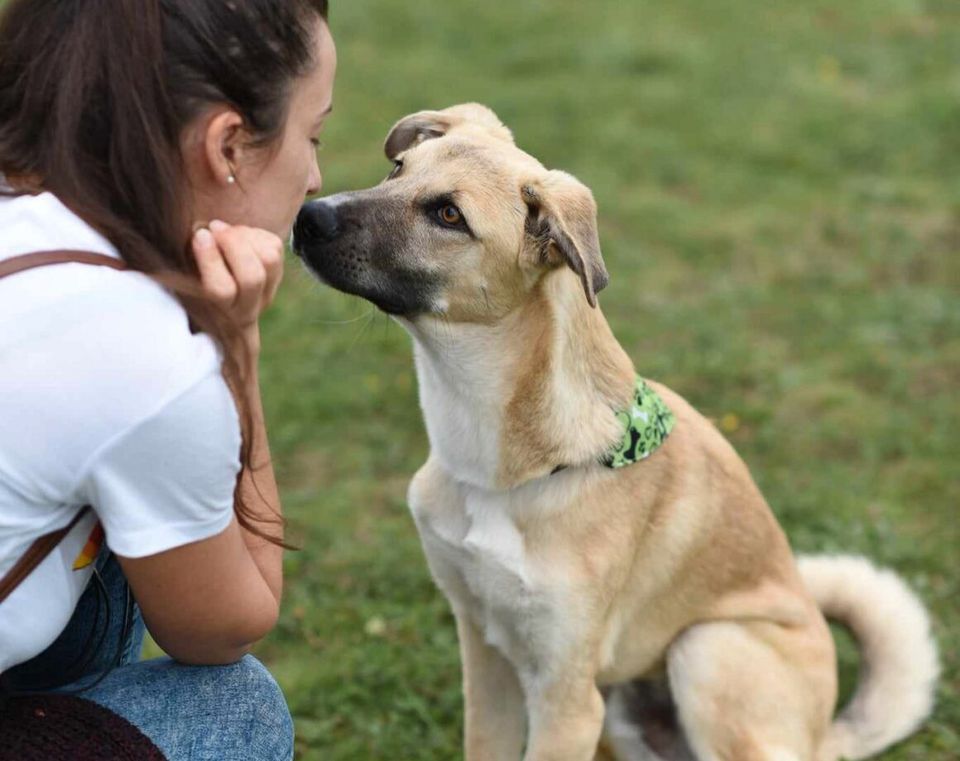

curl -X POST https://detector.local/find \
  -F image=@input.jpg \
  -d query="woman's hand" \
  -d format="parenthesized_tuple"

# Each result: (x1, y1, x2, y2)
(189, 220, 286, 607)
(191, 220, 284, 351)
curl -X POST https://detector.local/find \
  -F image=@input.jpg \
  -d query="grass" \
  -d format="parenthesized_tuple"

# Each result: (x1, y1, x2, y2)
(204, 0, 957, 757)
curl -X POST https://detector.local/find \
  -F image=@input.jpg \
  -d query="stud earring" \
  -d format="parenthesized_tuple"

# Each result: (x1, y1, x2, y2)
(227, 175, 236, 184)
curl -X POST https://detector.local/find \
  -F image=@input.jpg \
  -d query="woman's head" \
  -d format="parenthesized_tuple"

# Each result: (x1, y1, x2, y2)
(0, 0, 333, 266)
(0, 0, 334, 546)
(179, 5, 337, 238)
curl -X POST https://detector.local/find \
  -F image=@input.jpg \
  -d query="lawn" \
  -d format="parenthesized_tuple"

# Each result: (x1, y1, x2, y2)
(221, 0, 957, 758)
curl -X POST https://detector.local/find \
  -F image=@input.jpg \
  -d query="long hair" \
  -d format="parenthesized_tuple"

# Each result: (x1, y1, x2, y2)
(0, 0, 331, 545)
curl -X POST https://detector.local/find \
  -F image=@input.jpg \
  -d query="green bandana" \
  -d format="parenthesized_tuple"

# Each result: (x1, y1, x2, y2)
(601, 377, 675, 468)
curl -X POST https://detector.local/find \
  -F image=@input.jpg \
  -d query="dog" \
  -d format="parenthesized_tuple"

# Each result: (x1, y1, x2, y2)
(292, 103, 939, 761)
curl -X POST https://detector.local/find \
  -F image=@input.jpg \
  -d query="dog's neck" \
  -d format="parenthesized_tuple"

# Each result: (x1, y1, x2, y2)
(403, 273, 635, 491)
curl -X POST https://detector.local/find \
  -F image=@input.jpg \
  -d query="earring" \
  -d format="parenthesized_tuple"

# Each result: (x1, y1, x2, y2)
(227, 175, 236, 184)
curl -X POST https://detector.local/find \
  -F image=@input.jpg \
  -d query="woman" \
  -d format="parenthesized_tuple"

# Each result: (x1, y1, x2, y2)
(0, 0, 335, 758)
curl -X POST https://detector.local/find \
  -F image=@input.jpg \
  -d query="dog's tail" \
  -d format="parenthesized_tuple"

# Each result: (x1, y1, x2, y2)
(797, 554, 939, 761)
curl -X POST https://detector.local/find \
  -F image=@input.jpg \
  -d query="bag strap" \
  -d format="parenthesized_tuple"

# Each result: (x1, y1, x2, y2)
(0, 249, 127, 279)
(0, 507, 94, 605)
(0, 250, 126, 605)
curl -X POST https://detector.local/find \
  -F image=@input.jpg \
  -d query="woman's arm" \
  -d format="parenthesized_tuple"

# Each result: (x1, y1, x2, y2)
(198, 220, 287, 605)
(118, 223, 287, 665)
(234, 333, 284, 605)
(118, 518, 280, 665)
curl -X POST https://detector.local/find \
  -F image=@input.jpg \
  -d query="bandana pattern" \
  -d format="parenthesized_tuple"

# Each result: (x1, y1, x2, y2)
(602, 377, 675, 468)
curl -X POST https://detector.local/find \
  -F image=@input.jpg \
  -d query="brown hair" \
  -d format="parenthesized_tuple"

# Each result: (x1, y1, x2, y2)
(0, 0, 330, 545)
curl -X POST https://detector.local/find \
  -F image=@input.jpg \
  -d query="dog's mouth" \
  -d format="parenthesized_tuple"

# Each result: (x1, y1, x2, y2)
(294, 245, 416, 316)
(293, 198, 440, 318)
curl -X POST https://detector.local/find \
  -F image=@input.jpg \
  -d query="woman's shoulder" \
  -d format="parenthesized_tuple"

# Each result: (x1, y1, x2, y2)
(0, 192, 239, 516)
(0, 189, 118, 260)
(0, 190, 227, 438)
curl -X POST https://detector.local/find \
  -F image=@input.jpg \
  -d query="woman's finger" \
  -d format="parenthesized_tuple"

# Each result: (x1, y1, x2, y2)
(192, 227, 237, 309)
(209, 221, 266, 325)
(214, 223, 284, 310)
(249, 230, 285, 308)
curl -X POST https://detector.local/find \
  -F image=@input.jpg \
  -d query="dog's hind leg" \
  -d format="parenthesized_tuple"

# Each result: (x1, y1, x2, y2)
(599, 685, 673, 761)
(599, 681, 699, 761)
(666, 620, 835, 761)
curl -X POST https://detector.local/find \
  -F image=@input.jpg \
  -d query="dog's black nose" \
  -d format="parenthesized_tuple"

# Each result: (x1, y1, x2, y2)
(293, 200, 339, 251)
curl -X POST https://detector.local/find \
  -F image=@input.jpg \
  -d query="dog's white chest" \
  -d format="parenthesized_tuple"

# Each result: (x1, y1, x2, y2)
(412, 487, 561, 668)
(461, 493, 528, 581)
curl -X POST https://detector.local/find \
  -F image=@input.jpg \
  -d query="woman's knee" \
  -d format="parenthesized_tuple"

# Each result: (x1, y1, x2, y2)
(229, 655, 290, 713)
(87, 654, 294, 761)
(224, 655, 294, 759)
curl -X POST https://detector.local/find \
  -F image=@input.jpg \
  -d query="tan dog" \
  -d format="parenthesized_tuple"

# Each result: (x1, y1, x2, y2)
(292, 104, 939, 761)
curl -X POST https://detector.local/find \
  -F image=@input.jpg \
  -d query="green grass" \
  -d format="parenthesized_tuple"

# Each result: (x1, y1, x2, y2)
(233, 0, 958, 757)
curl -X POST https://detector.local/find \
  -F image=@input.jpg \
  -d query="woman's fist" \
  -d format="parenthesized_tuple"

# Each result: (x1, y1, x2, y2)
(192, 220, 284, 348)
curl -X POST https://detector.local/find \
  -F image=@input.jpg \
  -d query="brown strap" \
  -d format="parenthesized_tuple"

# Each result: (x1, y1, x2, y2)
(0, 250, 122, 605)
(0, 507, 94, 605)
(0, 249, 127, 279)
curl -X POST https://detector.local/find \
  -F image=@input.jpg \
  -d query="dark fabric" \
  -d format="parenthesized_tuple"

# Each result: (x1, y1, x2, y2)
(0, 693, 166, 760)
(2, 548, 143, 694)
(1, 551, 294, 760)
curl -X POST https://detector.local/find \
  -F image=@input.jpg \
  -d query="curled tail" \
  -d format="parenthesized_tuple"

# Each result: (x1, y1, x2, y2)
(797, 554, 939, 760)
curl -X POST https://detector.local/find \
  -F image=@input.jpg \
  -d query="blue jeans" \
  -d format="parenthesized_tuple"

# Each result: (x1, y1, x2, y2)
(2, 549, 294, 761)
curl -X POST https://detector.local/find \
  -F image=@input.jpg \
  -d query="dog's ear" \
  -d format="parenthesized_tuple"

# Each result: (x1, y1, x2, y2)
(384, 103, 514, 160)
(522, 171, 608, 308)
(440, 103, 514, 144)
(384, 111, 453, 160)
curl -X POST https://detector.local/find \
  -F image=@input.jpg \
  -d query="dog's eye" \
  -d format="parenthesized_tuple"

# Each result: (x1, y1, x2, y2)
(438, 205, 463, 227)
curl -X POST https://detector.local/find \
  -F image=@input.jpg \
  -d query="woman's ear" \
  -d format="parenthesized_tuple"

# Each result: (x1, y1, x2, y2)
(202, 109, 247, 186)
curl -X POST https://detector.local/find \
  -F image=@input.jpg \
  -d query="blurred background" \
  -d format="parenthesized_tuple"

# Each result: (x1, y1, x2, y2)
(251, 1, 954, 758)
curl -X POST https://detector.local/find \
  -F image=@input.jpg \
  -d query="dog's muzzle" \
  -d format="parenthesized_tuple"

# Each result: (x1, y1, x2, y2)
(292, 193, 441, 317)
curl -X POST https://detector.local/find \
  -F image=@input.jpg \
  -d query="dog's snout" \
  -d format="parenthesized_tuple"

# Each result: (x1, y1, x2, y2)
(293, 201, 339, 250)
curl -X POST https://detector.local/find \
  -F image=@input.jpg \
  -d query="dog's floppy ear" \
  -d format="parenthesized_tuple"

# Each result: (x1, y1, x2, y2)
(441, 103, 514, 144)
(384, 103, 514, 160)
(522, 171, 608, 308)
(384, 111, 453, 160)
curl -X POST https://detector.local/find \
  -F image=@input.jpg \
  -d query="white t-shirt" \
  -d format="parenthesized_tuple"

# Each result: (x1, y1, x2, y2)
(0, 190, 241, 673)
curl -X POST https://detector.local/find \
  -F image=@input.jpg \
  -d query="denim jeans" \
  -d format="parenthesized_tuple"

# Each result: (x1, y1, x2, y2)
(2, 548, 294, 761)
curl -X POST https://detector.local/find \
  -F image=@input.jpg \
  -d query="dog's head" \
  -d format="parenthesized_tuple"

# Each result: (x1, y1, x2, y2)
(292, 103, 608, 322)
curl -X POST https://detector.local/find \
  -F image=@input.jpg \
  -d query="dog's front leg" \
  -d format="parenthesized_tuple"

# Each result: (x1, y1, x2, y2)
(523, 671, 605, 761)
(456, 613, 527, 761)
